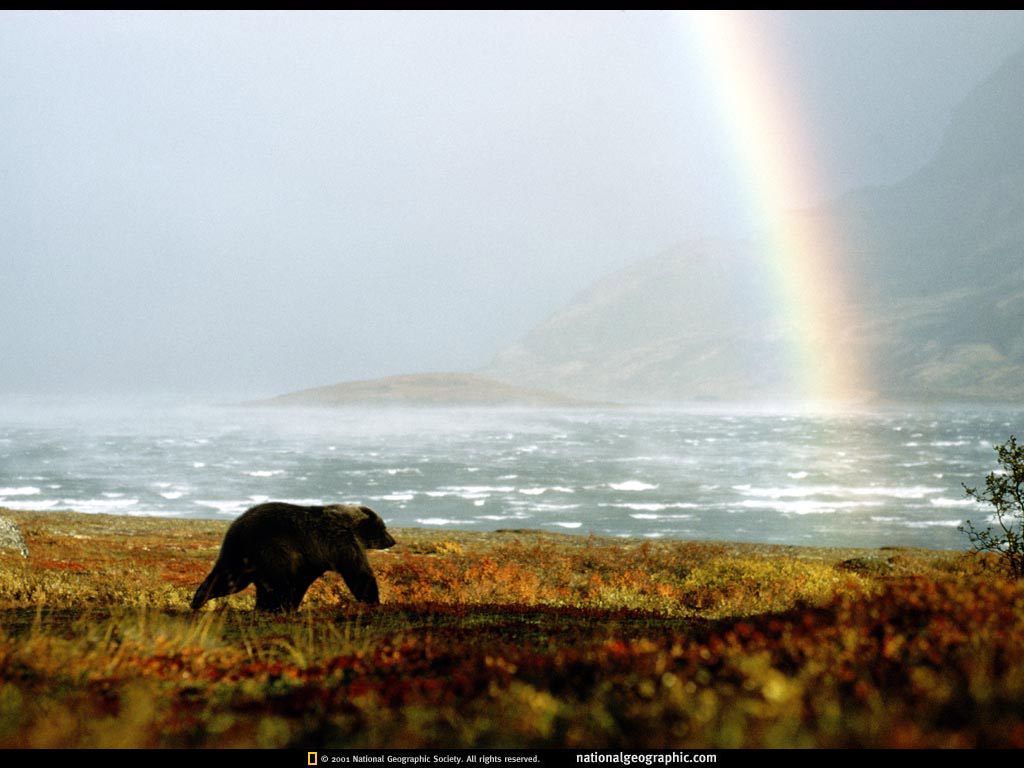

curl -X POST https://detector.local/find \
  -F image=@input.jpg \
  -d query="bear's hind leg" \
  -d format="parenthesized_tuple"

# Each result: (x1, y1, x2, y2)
(254, 568, 318, 611)
(254, 582, 291, 612)
(286, 576, 317, 610)
(191, 564, 253, 610)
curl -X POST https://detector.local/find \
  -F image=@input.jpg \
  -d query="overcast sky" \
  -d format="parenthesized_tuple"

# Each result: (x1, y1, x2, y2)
(4, 10, 1024, 398)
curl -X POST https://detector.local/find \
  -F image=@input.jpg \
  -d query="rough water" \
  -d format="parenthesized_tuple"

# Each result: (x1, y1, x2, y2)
(1, 400, 1021, 550)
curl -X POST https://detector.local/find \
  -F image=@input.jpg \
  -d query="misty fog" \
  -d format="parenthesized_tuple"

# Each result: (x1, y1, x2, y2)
(4, 10, 1024, 400)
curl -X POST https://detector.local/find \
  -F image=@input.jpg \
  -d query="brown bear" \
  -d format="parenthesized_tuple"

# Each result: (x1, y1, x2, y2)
(190, 502, 396, 611)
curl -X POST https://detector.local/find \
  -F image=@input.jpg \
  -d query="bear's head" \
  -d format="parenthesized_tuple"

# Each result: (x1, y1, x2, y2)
(327, 504, 396, 550)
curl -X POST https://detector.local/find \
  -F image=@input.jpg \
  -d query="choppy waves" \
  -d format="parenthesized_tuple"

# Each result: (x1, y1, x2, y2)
(1, 402, 1021, 549)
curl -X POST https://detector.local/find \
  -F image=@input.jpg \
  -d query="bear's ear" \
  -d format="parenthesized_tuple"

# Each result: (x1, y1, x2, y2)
(359, 506, 379, 520)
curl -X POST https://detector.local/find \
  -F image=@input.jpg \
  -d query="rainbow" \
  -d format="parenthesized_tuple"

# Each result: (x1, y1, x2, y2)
(684, 10, 870, 406)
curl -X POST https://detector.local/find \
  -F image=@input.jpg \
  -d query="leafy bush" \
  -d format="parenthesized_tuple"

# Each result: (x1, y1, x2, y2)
(960, 436, 1024, 579)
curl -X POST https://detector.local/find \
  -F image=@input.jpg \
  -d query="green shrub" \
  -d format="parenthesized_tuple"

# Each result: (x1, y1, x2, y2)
(960, 436, 1024, 579)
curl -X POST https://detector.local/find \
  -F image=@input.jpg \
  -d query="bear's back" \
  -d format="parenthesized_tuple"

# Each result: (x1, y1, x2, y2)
(221, 503, 331, 558)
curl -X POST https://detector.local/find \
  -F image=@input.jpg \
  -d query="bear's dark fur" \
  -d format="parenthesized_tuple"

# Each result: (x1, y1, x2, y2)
(190, 502, 396, 611)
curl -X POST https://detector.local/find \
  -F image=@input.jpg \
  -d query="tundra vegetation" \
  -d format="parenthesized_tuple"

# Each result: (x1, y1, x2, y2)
(0, 508, 1021, 748)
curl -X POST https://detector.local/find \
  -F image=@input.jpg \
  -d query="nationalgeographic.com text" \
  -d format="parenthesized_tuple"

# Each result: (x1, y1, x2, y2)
(577, 754, 716, 766)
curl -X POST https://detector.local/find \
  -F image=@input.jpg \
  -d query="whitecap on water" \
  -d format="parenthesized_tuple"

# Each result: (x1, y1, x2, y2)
(427, 485, 515, 500)
(61, 498, 140, 513)
(0, 486, 41, 496)
(517, 486, 574, 496)
(609, 481, 658, 491)
(194, 500, 248, 515)
(929, 497, 984, 508)
(1, 499, 60, 510)
(628, 513, 694, 520)
(732, 484, 944, 500)
(852, 485, 945, 499)
(416, 518, 475, 526)
(123, 508, 180, 517)
(735, 499, 884, 515)
(601, 503, 698, 511)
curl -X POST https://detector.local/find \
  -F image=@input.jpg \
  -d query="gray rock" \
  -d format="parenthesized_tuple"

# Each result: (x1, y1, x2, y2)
(837, 556, 894, 575)
(0, 516, 28, 558)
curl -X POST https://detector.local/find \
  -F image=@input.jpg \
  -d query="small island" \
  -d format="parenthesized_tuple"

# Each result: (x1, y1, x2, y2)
(247, 372, 612, 408)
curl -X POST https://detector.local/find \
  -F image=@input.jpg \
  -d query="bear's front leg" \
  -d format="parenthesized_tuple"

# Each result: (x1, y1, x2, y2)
(341, 569, 380, 604)
(334, 546, 381, 604)
(331, 535, 382, 605)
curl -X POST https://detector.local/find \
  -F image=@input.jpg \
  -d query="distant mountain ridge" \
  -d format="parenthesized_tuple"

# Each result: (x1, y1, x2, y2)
(485, 48, 1024, 404)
